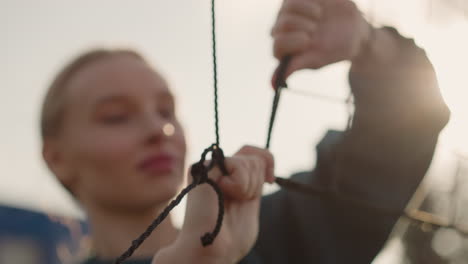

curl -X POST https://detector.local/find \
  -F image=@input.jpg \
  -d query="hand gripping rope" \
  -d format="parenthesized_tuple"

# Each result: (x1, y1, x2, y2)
(267, 53, 468, 238)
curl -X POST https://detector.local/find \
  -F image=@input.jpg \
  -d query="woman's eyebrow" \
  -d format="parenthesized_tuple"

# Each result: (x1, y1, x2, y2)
(91, 90, 175, 109)
(92, 94, 130, 108)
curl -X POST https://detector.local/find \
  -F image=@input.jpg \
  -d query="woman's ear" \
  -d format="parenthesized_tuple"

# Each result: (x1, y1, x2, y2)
(42, 139, 75, 190)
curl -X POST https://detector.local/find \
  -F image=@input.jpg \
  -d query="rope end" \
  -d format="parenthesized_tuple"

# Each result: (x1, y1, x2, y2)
(201, 233, 215, 246)
(273, 55, 292, 90)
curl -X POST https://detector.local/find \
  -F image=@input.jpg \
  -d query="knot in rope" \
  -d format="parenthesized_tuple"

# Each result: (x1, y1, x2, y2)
(115, 144, 228, 263)
(210, 145, 229, 175)
(191, 161, 209, 184)
(190, 143, 227, 247)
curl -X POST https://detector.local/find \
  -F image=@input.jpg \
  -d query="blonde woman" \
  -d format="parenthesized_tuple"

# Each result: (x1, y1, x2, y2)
(40, 0, 450, 263)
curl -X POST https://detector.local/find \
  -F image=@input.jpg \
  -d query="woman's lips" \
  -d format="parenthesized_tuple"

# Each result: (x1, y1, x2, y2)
(138, 154, 176, 174)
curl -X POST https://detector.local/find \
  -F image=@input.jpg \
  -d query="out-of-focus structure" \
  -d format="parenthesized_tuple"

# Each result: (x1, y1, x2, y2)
(0, 206, 90, 264)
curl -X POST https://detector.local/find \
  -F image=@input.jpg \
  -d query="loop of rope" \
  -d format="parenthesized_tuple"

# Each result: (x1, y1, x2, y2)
(115, 144, 226, 264)
(209, 146, 229, 175)
(201, 178, 225, 246)
(190, 145, 226, 247)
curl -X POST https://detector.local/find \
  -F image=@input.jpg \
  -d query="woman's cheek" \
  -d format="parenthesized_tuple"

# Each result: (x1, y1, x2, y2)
(174, 125, 187, 153)
(95, 135, 137, 164)
(75, 129, 139, 172)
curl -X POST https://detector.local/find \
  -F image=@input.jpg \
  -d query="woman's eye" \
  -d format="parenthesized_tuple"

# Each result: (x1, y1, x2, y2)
(101, 114, 129, 124)
(159, 108, 174, 119)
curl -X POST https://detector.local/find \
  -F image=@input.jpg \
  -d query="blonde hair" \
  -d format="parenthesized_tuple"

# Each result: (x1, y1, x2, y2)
(40, 48, 144, 140)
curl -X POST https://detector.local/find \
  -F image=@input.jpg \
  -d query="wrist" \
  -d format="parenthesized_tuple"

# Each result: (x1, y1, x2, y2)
(350, 26, 399, 73)
(351, 21, 376, 64)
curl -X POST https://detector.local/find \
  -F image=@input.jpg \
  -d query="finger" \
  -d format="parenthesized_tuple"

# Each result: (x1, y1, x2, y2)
(280, 0, 323, 21)
(236, 146, 275, 184)
(271, 13, 318, 37)
(219, 172, 254, 201)
(248, 155, 266, 198)
(251, 157, 265, 198)
(218, 157, 249, 200)
(271, 48, 327, 86)
(285, 50, 330, 76)
(219, 155, 265, 200)
(273, 31, 312, 61)
(219, 176, 243, 200)
(241, 156, 265, 199)
(241, 156, 256, 199)
(240, 155, 264, 199)
(189, 159, 220, 183)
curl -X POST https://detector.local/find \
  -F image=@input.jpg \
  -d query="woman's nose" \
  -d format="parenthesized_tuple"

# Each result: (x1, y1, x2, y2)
(162, 123, 175, 137)
(143, 114, 174, 144)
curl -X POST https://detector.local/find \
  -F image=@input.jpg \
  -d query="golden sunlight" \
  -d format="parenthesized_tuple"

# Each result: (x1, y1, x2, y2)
(422, 19, 468, 155)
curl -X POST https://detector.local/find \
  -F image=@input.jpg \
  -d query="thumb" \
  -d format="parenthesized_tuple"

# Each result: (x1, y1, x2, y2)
(271, 51, 327, 88)
(271, 55, 292, 90)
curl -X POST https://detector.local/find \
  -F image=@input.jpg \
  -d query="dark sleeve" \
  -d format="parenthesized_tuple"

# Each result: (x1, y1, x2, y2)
(252, 27, 450, 264)
(335, 26, 450, 210)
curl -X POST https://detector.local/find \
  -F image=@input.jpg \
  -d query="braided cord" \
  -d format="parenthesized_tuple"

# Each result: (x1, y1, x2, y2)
(115, 144, 226, 263)
(265, 55, 291, 149)
(265, 56, 291, 149)
(212, 0, 220, 146)
(115, 182, 198, 264)
(115, 1, 228, 261)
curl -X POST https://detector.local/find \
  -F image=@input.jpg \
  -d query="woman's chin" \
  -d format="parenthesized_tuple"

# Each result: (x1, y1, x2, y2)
(140, 178, 183, 204)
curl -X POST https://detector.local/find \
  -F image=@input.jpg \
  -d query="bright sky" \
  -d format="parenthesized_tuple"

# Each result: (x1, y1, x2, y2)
(2, 0, 468, 237)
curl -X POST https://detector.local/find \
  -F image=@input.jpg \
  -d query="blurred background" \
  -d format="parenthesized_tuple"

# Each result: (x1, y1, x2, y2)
(1, 0, 468, 263)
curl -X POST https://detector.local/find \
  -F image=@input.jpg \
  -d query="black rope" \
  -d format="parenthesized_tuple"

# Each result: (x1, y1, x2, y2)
(265, 56, 305, 193)
(212, 0, 220, 146)
(265, 56, 323, 197)
(115, 145, 226, 263)
(115, 1, 228, 262)
(203, 0, 227, 246)
(115, 182, 198, 264)
(265, 56, 317, 200)
(190, 144, 226, 246)
(265, 56, 301, 185)
(265, 55, 291, 149)
(209, 146, 229, 175)
(201, 178, 225, 246)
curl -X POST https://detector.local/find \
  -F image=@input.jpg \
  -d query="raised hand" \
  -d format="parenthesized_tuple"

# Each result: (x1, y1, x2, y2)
(153, 146, 274, 264)
(272, 0, 371, 80)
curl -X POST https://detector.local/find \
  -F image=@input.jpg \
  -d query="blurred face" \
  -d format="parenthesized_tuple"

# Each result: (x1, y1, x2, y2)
(53, 55, 186, 212)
